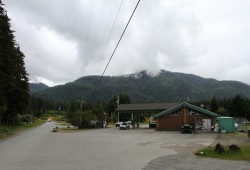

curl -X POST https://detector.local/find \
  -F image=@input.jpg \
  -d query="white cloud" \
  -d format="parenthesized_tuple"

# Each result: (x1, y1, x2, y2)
(4, 0, 250, 86)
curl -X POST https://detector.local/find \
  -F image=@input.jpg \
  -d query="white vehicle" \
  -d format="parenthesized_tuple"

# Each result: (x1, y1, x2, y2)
(119, 122, 130, 130)
(116, 122, 123, 127)
(126, 121, 132, 125)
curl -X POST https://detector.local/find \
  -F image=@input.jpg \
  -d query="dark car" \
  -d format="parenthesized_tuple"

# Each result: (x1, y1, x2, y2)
(149, 121, 156, 128)
(181, 124, 193, 134)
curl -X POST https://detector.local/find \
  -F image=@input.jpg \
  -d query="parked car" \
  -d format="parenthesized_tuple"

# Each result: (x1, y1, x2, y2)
(119, 122, 130, 130)
(181, 124, 193, 134)
(149, 121, 156, 128)
(116, 122, 123, 127)
(126, 121, 132, 125)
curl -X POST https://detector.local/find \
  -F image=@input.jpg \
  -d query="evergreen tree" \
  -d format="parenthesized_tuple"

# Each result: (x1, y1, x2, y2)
(229, 95, 246, 117)
(209, 97, 218, 113)
(0, 1, 29, 125)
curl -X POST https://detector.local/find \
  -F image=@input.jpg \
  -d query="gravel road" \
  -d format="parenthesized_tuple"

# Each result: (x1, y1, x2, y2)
(0, 122, 249, 170)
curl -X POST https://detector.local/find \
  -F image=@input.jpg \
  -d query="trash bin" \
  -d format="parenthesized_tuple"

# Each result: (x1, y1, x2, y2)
(248, 130, 250, 138)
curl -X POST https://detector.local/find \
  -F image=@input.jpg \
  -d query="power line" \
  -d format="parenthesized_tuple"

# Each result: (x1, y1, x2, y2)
(94, 0, 141, 91)
(88, 0, 107, 59)
(82, 0, 123, 101)
(81, 0, 93, 65)
(96, 0, 125, 61)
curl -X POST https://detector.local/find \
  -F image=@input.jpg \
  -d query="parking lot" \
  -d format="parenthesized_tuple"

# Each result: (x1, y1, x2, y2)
(0, 122, 250, 170)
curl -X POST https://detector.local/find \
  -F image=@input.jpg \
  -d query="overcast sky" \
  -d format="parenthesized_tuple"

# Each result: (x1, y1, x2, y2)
(4, 0, 250, 86)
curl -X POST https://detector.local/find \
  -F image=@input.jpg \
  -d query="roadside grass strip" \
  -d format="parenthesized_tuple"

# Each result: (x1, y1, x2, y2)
(0, 119, 45, 140)
(195, 143, 250, 161)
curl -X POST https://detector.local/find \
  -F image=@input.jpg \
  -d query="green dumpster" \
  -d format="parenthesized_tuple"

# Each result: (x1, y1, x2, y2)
(217, 117, 235, 133)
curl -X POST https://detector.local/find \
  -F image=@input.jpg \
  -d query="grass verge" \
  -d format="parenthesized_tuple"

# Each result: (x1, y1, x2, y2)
(195, 143, 250, 161)
(0, 119, 45, 140)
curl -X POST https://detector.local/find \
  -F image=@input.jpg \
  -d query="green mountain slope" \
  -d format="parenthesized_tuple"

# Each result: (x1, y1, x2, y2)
(29, 83, 49, 93)
(34, 70, 250, 103)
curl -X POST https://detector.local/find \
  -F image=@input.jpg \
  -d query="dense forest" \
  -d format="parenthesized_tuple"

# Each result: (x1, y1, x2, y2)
(28, 93, 250, 124)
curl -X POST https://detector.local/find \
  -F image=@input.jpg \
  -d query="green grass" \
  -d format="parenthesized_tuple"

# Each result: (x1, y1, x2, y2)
(195, 143, 250, 161)
(0, 119, 45, 140)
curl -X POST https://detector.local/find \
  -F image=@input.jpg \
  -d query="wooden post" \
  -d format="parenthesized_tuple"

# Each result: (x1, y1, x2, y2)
(183, 107, 187, 124)
(194, 113, 197, 134)
(132, 113, 135, 128)
(117, 95, 119, 122)
(137, 113, 139, 128)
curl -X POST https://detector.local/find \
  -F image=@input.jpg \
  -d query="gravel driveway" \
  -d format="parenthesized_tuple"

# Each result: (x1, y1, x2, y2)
(143, 131, 250, 170)
(143, 153, 250, 170)
(0, 122, 249, 170)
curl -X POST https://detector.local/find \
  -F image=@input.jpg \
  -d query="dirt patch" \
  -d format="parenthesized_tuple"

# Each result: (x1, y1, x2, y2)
(212, 132, 249, 146)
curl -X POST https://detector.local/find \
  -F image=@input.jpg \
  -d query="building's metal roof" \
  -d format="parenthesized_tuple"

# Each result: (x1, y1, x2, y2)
(116, 102, 180, 113)
(154, 102, 218, 118)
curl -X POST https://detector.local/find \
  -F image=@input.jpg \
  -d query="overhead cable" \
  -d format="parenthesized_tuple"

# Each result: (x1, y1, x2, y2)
(89, 0, 107, 58)
(94, 0, 141, 91)
(96, 0, 125, 61)
(81, 0, 93, 63)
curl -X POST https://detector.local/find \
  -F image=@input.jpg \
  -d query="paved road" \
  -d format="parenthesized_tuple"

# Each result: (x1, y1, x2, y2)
(0, 122, 249, 170)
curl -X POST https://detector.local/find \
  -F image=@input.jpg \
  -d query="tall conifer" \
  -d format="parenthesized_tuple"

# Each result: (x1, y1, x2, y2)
(0, 1, 29, 125)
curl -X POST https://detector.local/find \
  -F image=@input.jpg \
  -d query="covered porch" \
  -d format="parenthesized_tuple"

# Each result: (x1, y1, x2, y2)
(116, 102, 180, 128)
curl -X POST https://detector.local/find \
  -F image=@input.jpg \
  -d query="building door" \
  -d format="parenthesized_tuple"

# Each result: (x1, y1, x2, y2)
(202, 119, 211, 130)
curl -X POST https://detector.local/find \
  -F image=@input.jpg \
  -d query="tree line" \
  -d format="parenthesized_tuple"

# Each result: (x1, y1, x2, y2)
(193, 94, 250, 119)
(28, 93, 131, 128)
(29, 93, 250, 128)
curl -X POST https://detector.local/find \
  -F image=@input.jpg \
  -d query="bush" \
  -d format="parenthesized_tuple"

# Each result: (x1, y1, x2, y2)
(111, 113, 117, 123)
(0, 127, 11, 133)
(67, 111, 96, 129)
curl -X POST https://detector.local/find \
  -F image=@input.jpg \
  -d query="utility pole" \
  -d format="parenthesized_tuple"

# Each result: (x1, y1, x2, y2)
(117, 95, 120, 122)
(80, 96, 83, 112)
(194, 113, 197, 134)
(80, 96, 84, 128)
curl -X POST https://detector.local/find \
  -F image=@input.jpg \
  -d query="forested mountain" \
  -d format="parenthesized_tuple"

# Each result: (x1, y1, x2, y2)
(29, 83, 49, 93)
(33, 70, 250, 103)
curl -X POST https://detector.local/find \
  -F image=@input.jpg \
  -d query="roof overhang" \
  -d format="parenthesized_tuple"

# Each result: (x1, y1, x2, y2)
(154, 102, 218, 118)
(116, 102, 180, 113)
